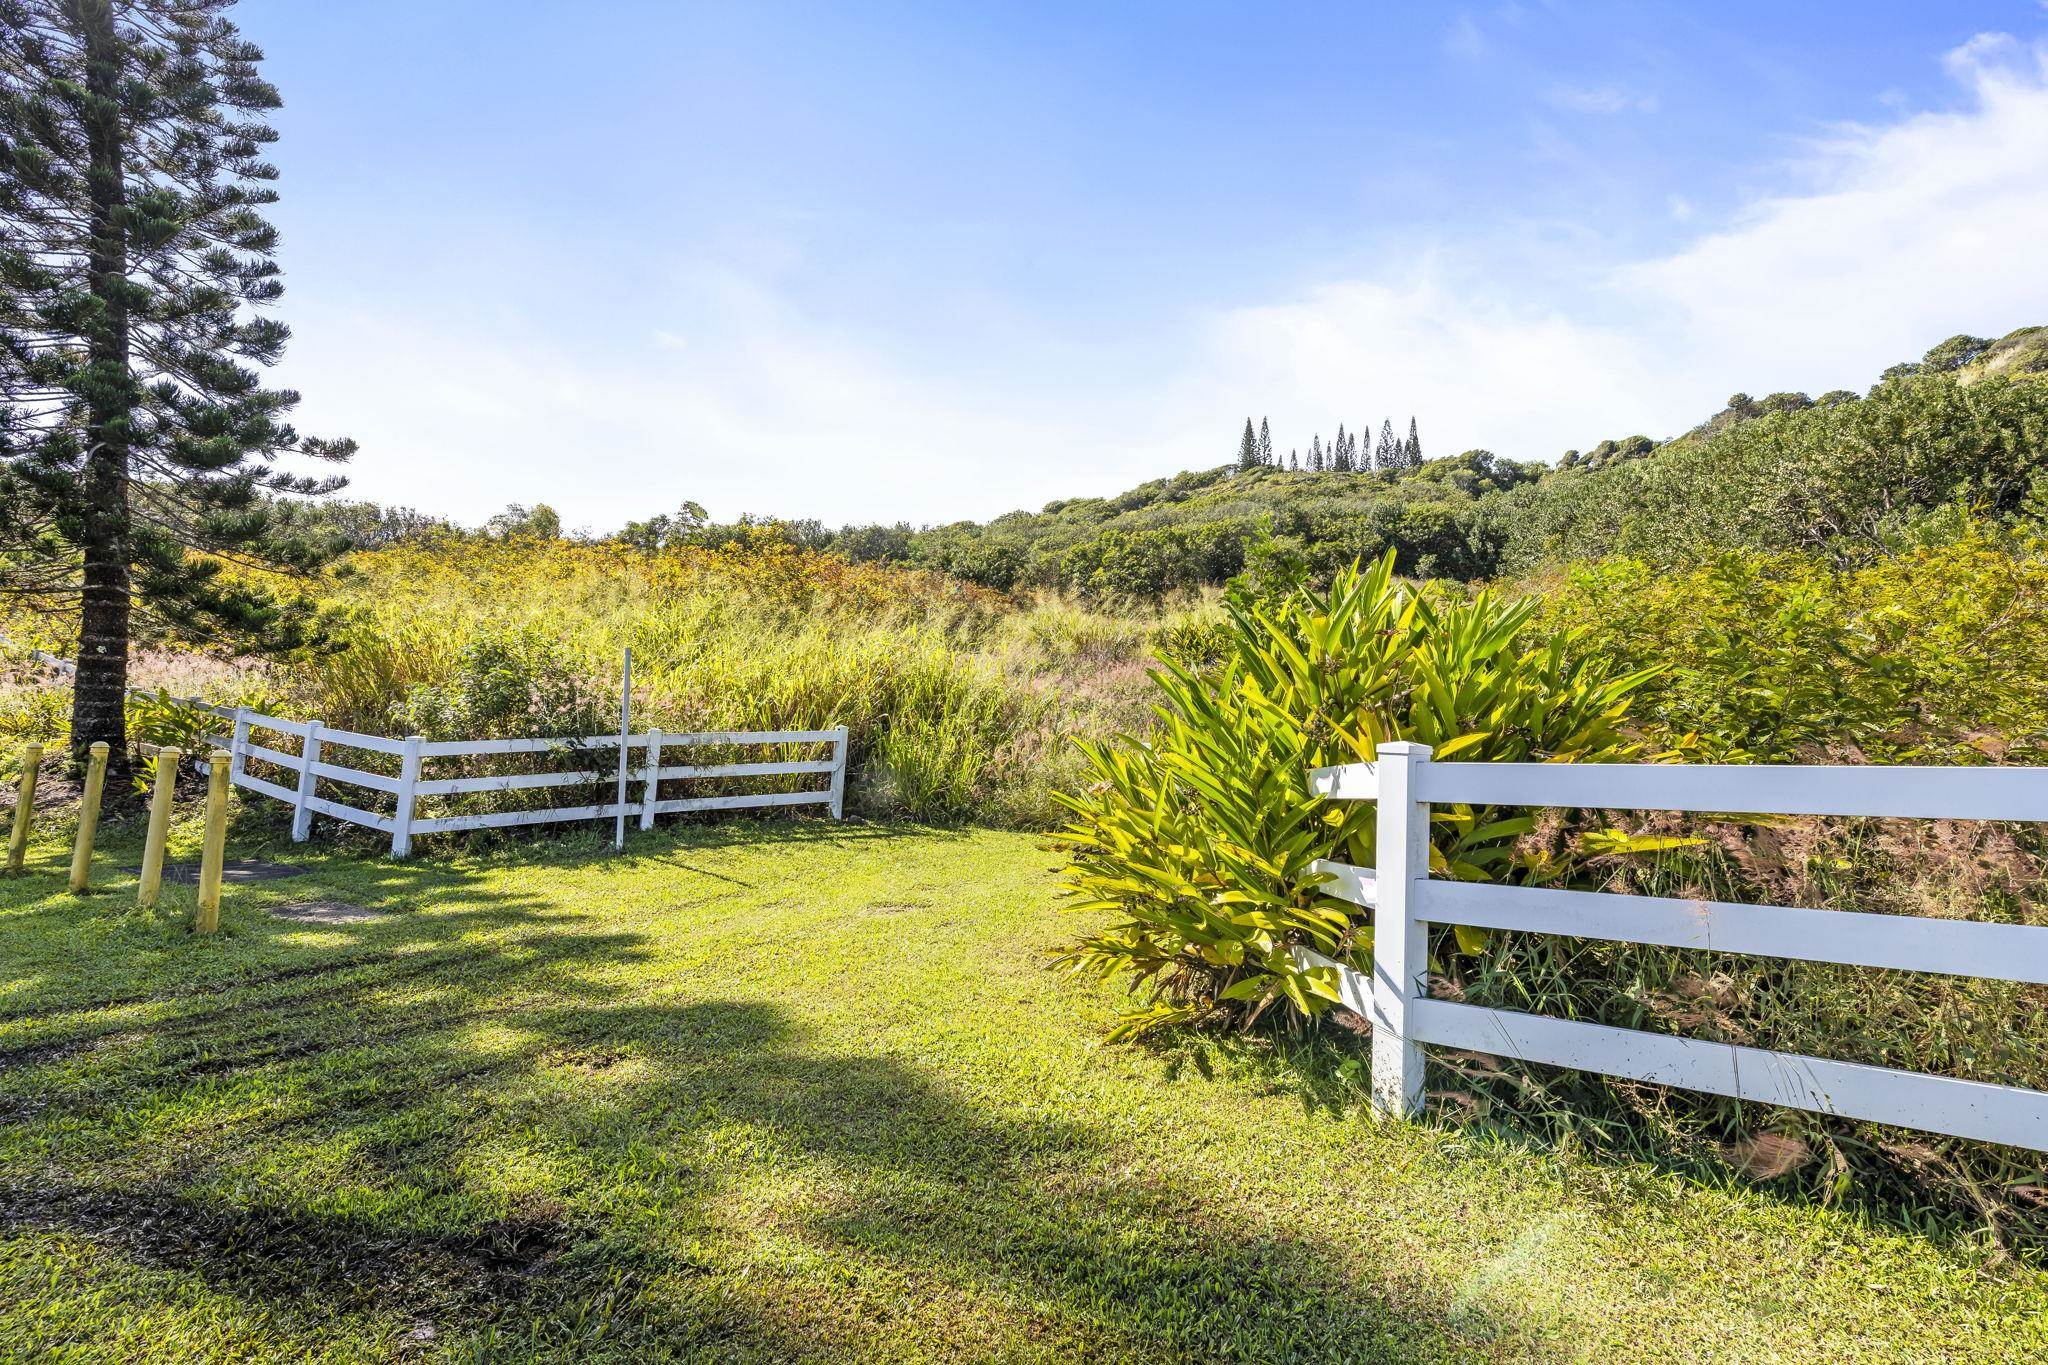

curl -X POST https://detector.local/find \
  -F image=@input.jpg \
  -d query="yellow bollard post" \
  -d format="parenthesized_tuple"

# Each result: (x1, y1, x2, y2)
(137, 747, 180, 910)
(67, 741, 110, 894)
(6, 742, 41, 877)
(194, 750, 231, 934)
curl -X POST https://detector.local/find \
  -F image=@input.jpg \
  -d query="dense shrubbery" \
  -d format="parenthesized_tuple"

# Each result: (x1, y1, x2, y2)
(391, 627, 612, 742)
(839, 327, 2048, 598)
(1496, 369, 2048, 574)
(1537, 518, 2048, 764)
(1054, 554, 1663, 1037)
(894, 450, 1536, 595)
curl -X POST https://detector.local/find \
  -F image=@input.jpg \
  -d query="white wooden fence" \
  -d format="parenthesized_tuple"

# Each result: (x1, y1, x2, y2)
(1302, 742, 2048, 1152)
(151, 695, 847, 858)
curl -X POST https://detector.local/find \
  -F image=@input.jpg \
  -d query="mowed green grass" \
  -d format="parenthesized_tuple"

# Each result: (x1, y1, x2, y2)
(0, 808, 2042, 1363)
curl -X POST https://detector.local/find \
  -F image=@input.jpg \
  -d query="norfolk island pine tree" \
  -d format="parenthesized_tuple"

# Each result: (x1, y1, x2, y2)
(0, 0, 353, 777)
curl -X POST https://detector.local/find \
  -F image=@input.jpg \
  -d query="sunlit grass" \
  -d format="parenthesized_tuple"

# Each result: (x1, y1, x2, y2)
(0, 807, 2040, 1361)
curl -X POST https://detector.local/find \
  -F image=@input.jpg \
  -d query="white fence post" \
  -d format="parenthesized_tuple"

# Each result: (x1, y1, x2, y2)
(1370, 741, 1432, 1119)
(228, 706, 251, 787)
(391, 735, 424, 858)
(639, 729, 663, 831)
(291, 720, 323, 842)
(828, 726, 849, 820)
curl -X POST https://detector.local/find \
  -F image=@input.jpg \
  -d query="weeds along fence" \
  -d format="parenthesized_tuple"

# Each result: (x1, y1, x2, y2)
(140, 692, 847, 858)
(1299, 743, 2048, 1153)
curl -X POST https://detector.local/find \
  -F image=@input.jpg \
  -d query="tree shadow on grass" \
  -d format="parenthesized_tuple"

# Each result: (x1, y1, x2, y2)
(0, 806, 967, 1035)
(0, 830, 574, 1028)
(0, 818, 1536, 1359)
(0, 962, 1535, 1360)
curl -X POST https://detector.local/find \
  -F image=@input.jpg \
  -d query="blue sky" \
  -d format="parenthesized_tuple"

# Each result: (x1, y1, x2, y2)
(236, 2, 2048, 531)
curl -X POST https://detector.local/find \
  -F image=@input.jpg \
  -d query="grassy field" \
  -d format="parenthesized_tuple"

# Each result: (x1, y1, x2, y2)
(0, 811, 2043, 1363)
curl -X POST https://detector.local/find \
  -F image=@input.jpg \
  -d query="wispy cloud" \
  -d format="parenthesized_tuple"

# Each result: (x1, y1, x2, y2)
(1541, 83, 1659, 115)
(1444, 12, 1488, 61)
(1186, 32, 2048, 462)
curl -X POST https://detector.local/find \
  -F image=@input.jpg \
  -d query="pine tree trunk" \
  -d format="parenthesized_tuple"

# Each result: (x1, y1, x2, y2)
(68, 0, 133, 782)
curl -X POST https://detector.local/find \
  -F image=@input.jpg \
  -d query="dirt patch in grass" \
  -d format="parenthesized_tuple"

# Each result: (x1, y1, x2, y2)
(0, 1036, 89, 1072)
(119, 858, 307, 885)
(269, 899, 383, 924)
(0, 1181, 588, 1320)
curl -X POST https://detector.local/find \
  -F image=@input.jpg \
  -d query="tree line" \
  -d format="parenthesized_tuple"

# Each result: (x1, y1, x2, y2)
(1236, 414, 1423, 474)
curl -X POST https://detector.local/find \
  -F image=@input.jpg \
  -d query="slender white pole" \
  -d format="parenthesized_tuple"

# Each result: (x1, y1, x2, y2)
(613, 647, 632, 850)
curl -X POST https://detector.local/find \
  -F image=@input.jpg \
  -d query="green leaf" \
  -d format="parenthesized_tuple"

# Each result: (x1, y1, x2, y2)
(1452, 923, 1492, 956)
(1431, 731, 1492, 759)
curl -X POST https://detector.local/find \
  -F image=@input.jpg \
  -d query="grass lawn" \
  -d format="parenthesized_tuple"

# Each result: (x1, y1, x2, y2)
(0, 808, 2042, 1363)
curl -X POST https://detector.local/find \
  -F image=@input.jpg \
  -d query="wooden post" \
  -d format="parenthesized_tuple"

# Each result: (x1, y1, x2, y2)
(7, 742, 42, 876)
(828, 726, 849, 820)
(291, 721, 323, 842)
(1369, 742, 1432, 1119)
(138, 747, 180, 909)
(639, 729, 663, 831)
(67, 741, 110, 893)
(390, 735, 423, 858)
(195, 748, 231, 934)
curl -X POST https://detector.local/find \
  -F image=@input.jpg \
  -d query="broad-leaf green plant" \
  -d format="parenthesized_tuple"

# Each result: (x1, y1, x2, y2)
(1053, 551, 1666, 1038)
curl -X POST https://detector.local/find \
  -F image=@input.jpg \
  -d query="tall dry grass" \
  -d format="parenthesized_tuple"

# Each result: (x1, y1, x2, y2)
(262, 535, 1196, 825)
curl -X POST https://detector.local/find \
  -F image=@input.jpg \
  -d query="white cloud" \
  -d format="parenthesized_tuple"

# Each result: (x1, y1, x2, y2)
(1542, 84, 1659, 115)
(1167, 272, 1671, 464)
(1617, 32, 2048, 391)
(1444, 13, 1488, 62)
(1188, 32, 2048, 461)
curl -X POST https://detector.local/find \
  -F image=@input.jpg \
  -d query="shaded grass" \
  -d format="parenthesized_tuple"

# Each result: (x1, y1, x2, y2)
(0, 809, 2042, 1361)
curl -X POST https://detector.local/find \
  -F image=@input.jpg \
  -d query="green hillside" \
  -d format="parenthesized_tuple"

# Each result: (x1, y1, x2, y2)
(1500, 325, 2048, 573)
(901, 449, 1538, 594)
(812, 325, 2048, 596)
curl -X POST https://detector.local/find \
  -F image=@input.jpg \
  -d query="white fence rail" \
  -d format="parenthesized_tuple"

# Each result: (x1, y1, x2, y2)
(143, 693, 846, 858)
(1303, 743, 2048, 1152)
